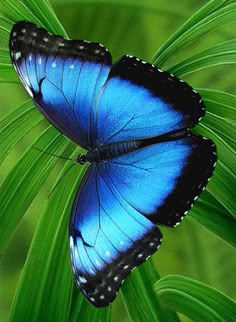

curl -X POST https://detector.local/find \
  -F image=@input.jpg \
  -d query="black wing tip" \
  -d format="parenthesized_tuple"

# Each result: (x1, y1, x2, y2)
(9, 20, 112, 65)
(10, 20, 36, 36)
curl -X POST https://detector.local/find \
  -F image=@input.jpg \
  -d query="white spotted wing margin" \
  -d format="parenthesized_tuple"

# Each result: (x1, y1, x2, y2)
(69, 165, 162, 307)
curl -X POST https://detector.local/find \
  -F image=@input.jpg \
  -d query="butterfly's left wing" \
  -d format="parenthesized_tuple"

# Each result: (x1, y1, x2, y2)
(69, 135, 216, 307)
(9, 21, 112, 148)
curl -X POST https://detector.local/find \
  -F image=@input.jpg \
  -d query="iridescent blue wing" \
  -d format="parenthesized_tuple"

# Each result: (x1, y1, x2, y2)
(69, 165, 162, 307)
(94, 55, 205, 145)
(9, 21, 111, 148)
(101, 135, 216, 226)
(69, 135, 216, 306)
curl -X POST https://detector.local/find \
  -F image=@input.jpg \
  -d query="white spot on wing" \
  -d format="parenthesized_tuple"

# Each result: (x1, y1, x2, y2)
(78, 276, 87, 284)
(15, 52, 21, 60)
(52, 61, 56, 68)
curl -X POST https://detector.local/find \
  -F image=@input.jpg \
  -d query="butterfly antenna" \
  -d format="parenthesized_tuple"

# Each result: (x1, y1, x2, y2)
(32, 146, 74, 161)
(48, 163, 77, 199)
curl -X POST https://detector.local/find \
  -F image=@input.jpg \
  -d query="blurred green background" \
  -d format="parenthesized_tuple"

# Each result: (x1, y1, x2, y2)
(0, 0, 236, 321)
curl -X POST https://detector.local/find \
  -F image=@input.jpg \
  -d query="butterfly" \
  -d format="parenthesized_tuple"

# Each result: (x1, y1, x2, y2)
(9, 21, 217, 307)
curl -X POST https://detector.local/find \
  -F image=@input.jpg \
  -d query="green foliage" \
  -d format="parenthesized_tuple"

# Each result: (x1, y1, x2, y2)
(155, 275, 236, 321)
(0, 0, 235, 321)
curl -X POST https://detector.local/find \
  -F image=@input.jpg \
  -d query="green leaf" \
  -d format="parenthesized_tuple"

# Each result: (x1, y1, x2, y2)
(154, 1, 236, 67)
(73, 300, 111, 322)
(22, 0, 67, 35)
(199, 89, 236, 121)
(195, 119, 236, 218)
(155, 275, 236, 322)
(0, 127, 72, 253)
(169, 39, 236, 76)
(189, 190, 236, 247)
(119, 260, 180, 322)
(9, 152, 85, 322)
(0, 48, 17, 82)
(0, 100, 42, 164)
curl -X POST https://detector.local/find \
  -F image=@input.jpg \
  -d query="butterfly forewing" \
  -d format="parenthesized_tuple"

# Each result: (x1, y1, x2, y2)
(95, 55, 205, 145)
(10, 21, 112, 148)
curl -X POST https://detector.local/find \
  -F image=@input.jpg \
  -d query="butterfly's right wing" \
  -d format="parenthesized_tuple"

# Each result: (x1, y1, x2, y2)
(9, 21, 112, 148)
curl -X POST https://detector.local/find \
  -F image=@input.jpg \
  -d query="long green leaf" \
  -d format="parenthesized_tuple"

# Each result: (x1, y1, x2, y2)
(121, 264, 164, 322)
(120, 260, 180, 322)
(169, 39, 236, 76)
(189, 190, 236, 247)
(155, 275, 236, 322)
(0, 127, 72, 253)
(200, 89, 236, 121)
(154, 2, 236, 67)
(9, 152, 85, 322)
(0, 100, 42, 164)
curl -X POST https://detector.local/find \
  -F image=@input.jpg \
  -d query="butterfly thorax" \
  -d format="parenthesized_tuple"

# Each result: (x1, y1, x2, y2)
(78, 140, 142, 164)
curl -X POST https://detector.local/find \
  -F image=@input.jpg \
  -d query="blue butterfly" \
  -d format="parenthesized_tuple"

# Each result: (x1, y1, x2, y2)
(10, 21, 217, 307)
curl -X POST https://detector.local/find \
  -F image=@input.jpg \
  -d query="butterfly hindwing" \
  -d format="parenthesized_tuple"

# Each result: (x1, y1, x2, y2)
(69, 165, 162, 307)
(9, 21, 112, 148)
(101, 135, 216, 227)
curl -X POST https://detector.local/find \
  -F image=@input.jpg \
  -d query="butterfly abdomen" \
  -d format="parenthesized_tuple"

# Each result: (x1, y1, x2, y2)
(86, 140, 141, 162)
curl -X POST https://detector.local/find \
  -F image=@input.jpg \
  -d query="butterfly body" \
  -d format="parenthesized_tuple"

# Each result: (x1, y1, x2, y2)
(9, 21, 217, 307)
(84, 139, 141, 162)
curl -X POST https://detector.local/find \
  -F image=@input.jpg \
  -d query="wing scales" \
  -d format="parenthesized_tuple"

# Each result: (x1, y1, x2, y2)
(69, 165, 162, 307)
(10, 21, 112, 148)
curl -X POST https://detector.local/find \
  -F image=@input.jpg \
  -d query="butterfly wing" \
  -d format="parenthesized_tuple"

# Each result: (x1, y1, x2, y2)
(69, 135, 216, 307)
(94, 55, 205, 145)
(69, 165, 162, 307)
(101, 135, 216, 227)
(10, 23, 205, 147)
(9, 21, 112, 148)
